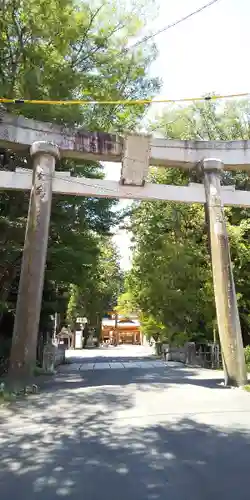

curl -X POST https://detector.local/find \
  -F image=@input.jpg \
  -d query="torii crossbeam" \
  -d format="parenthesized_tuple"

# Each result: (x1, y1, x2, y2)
(1, 110, 250, 170)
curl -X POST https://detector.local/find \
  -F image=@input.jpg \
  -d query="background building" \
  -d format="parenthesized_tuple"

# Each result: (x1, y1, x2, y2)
(101, 313, 142, 345)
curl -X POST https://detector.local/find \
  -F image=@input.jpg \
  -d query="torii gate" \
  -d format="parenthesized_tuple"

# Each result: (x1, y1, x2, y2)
(1, 111, 250, 386)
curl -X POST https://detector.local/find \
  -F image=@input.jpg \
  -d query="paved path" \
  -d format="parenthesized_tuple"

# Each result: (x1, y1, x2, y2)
(63, 344, 174, 371)
(65, 359, 177, 370)
(63, 347, 179, 371)
(1, 346, 250, 500)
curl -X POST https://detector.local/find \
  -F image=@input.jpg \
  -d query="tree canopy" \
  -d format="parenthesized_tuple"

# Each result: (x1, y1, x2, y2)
(123, 99, 250, 346)
(0, 0, 160, 358)
(66, 237, 122, 328)
(0, 0, 160, 128)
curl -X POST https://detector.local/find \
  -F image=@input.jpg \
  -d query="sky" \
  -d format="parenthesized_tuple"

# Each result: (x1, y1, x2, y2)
(104, 0, 250, 270)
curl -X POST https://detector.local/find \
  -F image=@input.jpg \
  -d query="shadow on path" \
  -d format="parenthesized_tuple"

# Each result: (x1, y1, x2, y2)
(1, 381, 250, 500)
(1, 359, 250, 500)
(54, 365, 228, 391)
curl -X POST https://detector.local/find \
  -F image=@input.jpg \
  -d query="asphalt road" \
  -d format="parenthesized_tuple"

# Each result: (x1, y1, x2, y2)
(1, 345, 250, 500)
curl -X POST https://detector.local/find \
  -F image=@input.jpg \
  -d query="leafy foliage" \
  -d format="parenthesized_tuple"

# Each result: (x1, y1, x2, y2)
(0, 0, 160, 128)
(66, 237, 122, 334)
(0, 0, 160, 355)
(114, 290, 137, 317)
(245, 345, 250, 367)
(125, 99, 250, 346)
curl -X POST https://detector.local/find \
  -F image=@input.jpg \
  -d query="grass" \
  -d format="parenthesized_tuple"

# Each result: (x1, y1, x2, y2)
(0, 375, 40, 406)
(243, 363, 250, 392)
(0, 390, 17, 405)
(244, 385, 250, 392)
(33, 366, 55, 376)
(32, 358, 70, 376)
(0, 385, 39, 405)
(0, 385, 30, 406)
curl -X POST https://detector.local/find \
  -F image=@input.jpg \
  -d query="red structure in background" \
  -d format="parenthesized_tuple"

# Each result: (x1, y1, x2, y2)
(101, 314, 143, 345)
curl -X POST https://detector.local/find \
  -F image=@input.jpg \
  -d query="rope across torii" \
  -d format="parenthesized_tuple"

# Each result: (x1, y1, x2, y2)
(1, 110, 248, 387)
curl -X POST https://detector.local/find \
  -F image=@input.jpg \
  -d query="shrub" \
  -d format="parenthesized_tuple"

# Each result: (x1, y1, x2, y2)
(244, 346, 250, 369)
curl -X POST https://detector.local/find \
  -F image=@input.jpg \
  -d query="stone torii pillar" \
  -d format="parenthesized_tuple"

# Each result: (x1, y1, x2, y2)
(8, 141, 60, 383)
(201, 158, 247, 386)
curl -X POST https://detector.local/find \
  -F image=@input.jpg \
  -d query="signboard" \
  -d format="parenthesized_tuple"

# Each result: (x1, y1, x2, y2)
(76, 317, 87, 324)
(74, 131, 119, 156)
(75, 331, 82, 349)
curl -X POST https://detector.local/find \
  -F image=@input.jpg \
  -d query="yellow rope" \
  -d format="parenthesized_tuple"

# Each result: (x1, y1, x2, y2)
(0, 92, 249, 106)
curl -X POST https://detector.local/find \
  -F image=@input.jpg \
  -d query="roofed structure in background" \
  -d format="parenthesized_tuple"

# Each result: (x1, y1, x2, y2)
(101, 313, 142, 345)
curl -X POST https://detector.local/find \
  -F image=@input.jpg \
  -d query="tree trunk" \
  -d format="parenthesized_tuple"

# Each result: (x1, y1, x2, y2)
(95, 314, 102, 346)
(82, 323, 89, 348)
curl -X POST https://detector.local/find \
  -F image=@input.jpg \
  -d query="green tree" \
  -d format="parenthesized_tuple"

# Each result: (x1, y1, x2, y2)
(0, 0, 160, 127)
(126, 99, 250, 346)
(66, 237, 122, 340)
(128, 196, 214, 344)
(115, 289, 138, 317)
(0, 0, 161, 363)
